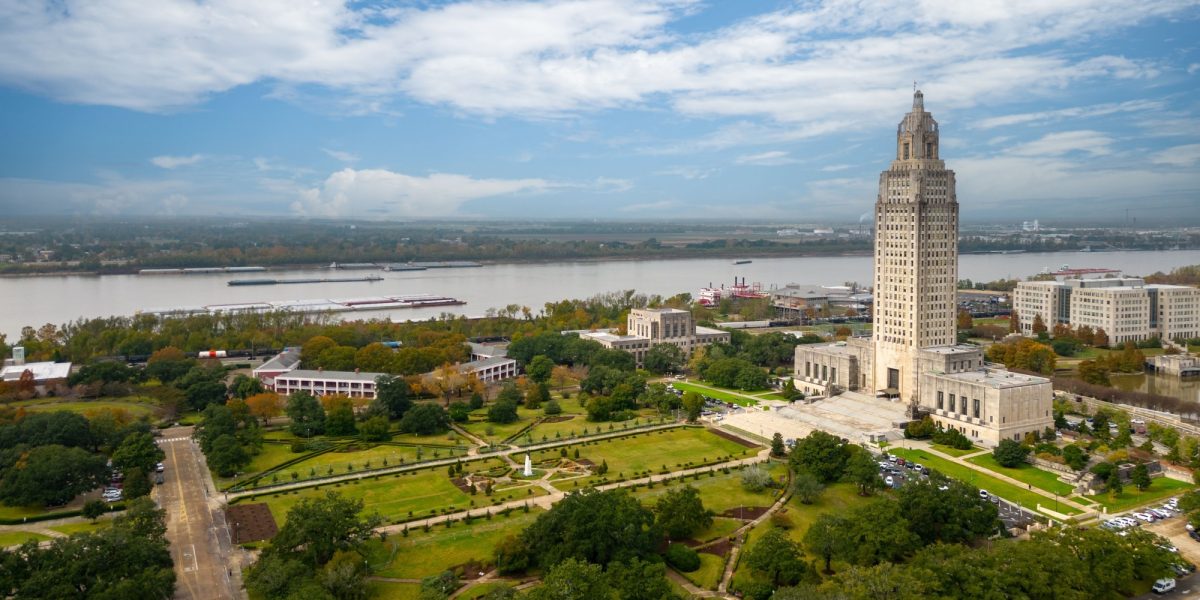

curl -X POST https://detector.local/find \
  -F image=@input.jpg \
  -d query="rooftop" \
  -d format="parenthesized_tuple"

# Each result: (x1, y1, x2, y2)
(636, 307, 689, 314)
(462, 356, 517, 370)
(277, 369, 385, 382)
(254, 347, 301, 374)
(0, 361, 72, 382)
(920, 344, 983, 356)
(933, 368, 1049, 389)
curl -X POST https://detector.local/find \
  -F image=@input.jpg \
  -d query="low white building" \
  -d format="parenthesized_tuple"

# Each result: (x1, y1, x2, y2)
(579, 308, 730, 368)
(272, 369, 385, 399)
(460, 356, 518, 383)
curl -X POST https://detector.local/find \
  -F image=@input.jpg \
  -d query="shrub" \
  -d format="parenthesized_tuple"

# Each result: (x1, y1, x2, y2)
(740, 465, 772, 492)
(665, 543, 701, 572)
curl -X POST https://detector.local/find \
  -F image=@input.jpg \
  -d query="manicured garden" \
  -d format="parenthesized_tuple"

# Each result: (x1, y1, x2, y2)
(1085, 476, 1193, 513)
(243, 457, 544, 525)
(370, 507, 543, 580)
(967, 453, 1074, 496)
(889, 448, 1080, 516)
(628, 461, 787, 515)
(682, 552, 725, 590)
(530, 426, 757, 487)
(11, 397, 161, 419)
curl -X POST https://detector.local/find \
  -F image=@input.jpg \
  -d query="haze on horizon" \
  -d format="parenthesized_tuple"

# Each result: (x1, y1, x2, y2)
(0, 0, 1198, 223)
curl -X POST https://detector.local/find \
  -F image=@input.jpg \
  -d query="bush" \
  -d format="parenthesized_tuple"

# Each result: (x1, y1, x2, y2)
(932, 427, 973, 450)
(905, 416, 937, 439)
(993, 439, 1031, 468)
(543, 400, 562, 416)
(665, 543, 701, 572)
(740, 466, 772, 492)
(290, 441, 307, 453)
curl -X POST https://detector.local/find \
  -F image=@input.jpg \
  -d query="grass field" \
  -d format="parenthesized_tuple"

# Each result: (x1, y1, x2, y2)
(371, 508, 543, 579)
(1085, 476, 1193, 513)
(49, 520, 112, 536)
(930, 443, 982, 458)
(369, 581, 422, 600)
(671, 381, 760, 406)
(967, 453, 1075, 496)
(530, 427, 756, 488)
(628, 462, 786, 515)
(889, 448, 1080, 516)
(0, 531, 49, 547)
(0, 502, 77, 522)
(270, 444, 426, 481)
(246, 458, 532, 525)
(683, 552, 725, 590)
(12, 397, 160, 418)
(459, 583, 520, 599)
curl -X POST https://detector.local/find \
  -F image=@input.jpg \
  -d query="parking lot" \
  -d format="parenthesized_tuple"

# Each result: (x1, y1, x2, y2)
(878, 454, 1037, 529)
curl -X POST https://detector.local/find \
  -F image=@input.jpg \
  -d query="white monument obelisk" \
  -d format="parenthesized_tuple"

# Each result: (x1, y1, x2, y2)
(523, 454, 533, 477)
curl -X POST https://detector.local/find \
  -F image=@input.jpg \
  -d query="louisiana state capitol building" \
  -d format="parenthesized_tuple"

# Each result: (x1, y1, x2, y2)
(793, 90, 1054, 448)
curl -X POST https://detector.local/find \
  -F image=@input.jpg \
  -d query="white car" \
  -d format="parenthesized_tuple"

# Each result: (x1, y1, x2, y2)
(979, 490, 989, 500)
(885, 476, 894, 487)
(1135, 513, 1154, 523)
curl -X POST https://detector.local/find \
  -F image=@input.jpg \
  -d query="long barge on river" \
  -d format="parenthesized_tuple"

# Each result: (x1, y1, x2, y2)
(228, 275, 383, 286)
(143, 293, 464, 317)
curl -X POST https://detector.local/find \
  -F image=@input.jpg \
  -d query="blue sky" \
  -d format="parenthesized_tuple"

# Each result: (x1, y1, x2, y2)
(0, 0, 1198, 223)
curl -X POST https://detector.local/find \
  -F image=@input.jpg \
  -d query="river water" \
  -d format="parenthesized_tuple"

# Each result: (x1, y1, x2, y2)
(4, 249, 1199, 339)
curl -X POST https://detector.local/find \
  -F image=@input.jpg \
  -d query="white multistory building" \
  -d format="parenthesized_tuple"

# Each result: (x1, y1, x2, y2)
(1013, 277, 1200, 344)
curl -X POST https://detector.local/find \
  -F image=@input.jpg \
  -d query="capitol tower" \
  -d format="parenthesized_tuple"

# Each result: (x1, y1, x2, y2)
(793, 90, 1053, 448)
(872, 89, 959, 402)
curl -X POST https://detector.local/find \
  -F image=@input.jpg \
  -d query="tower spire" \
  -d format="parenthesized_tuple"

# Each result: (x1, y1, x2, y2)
(913, 87, 924, 111)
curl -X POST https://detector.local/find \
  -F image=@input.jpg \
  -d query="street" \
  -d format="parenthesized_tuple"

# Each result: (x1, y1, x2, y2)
(156, 426, 243, 600)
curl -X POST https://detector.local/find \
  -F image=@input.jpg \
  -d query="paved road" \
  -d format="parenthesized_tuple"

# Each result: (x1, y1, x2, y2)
(157, 426, 243, 600)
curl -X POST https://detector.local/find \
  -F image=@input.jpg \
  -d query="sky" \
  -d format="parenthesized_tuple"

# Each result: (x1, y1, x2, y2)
(0, 0, 1198, 223)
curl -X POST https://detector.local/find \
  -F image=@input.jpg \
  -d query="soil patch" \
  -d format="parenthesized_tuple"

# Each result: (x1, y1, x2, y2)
(709, 428, 759, 448)
(451, 477, 476, 494)
(226, 503, 278, 544)
(698, 537, 733, 557)
(576, 458, 596, 467)
(540, 416, 574, 424)
(719, 506, 770, 520)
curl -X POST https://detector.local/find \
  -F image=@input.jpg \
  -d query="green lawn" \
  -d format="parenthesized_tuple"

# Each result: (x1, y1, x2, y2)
(530, 427, 756, 488)
(245, 458, 532, 525)
(458, 583, 521, 600)
(889, 448, 1080, 516)
(967, 453, 1074, 496)
(217, 442, 298, 486)
(49, 520, 112, 536)
(682, 552, 725, 590)
(369, 581, 422, 600)
(1085, 476, 1194, 513)
(628, 462, 786, 515)
(372, 508, 543, 579)
(930, 443, 982, 458)
(694, 516, 743, 542)
(266, 444, 426, 483)
(671, 382, 759, 406)
(0, 503, 76, 522)
(0, 531, 49, 547)
(12, 397, 160, 418)
(461, 407, 546, 444)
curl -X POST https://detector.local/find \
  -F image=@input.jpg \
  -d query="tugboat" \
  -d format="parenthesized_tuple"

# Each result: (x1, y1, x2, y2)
(733, 259, 752, 265)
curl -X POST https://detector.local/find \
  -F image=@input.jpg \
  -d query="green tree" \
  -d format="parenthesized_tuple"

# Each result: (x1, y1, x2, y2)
(837, 499, 920, 566)
(525, 355, 555, 384)
(399, 403, 450, 436)
(375, 374, 413, 419)
(0, 444, 108, 507)
(805, 514, 850, 574)
(543, 399, 562, 416)
(741, 465, 772, 492)
(1063, 444, 1089, 471)
(524, 558, 612, 600)
(1131, 464, 1151, 491)
(325, 403, 358, 436)
(771, 432, 786, 457)
(792, 470, 825, 505)
(654, 485, 713, 540)
(896, 474, 1000, 545)
(643, 343, 685, 374)
(358, 415, 391, 442)
(681, 391, 704, 422)
(606, 558, 674, 600)
(321, 549, 370, 600)
(419, 570, 459, 600)
(286, 391, 326, 438)
(993, 438, 1030, 468)
(512, 488, 656, 570)
(230, 373, 265, 400)
(111, 431, 165, 475)
(124, 466, 152, 499)
(789, 430, 849, 483)
(745, 528, 811, 586)
(447, 401, 472, 423)
(527, 382, 550, 410)
(206, 434, 250, 477)
(269, 491, 382, 568)
(487, 399, 519, 424)
(82, 498, 107, 522)
(844, 446, 884, 496)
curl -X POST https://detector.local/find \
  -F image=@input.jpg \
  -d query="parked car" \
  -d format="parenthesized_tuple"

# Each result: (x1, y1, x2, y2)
(979, 490, 989, 500)
(885, 476, 894, 487)
(887, 455, 897, 463)
(897, 458, 907, 466)
(1152, 578, 1176, 594)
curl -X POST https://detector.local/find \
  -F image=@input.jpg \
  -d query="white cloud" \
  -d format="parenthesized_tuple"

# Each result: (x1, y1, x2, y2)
(735, 150, 797, 166)
(618, 200, 681, 213)
(322, 149, 359, 163)
(0, 0, 1188, 135)
(820, 164, 853, 172)
(973, 99, 1164, 130)
(150, 154, 204, 169)
(1151, 144, 1200, 167)
(0, 176, 190, 215)
(1009, 130, 1114, 157)
(654, 165, 716, 179)
(291, 168, 550, 217)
